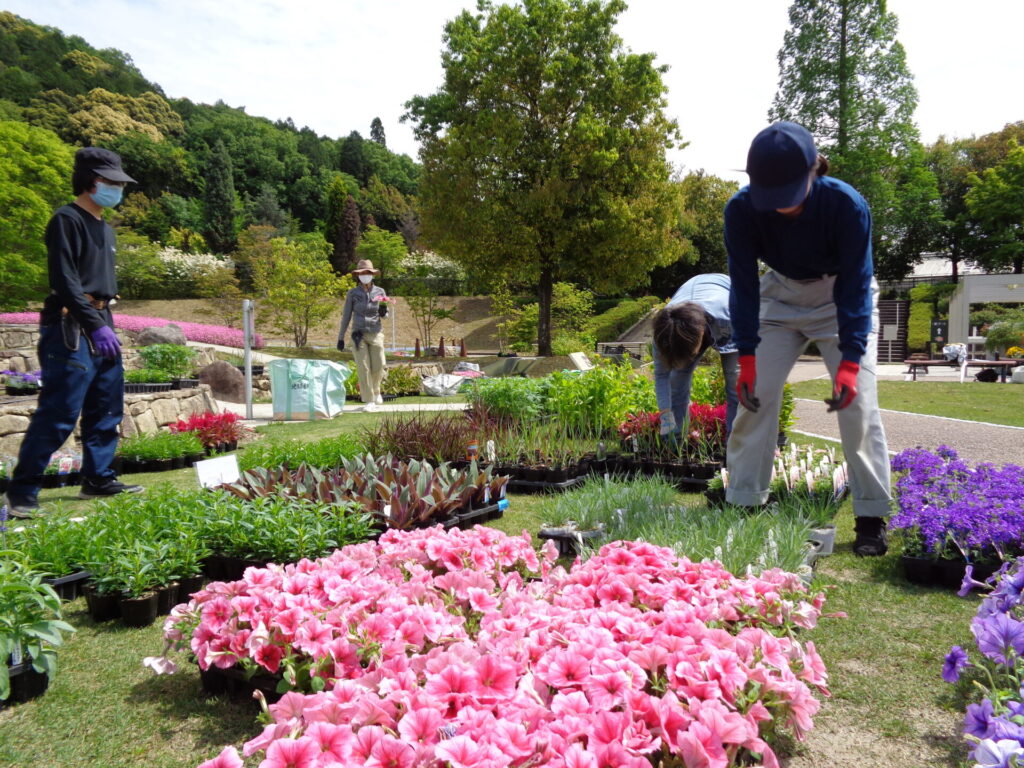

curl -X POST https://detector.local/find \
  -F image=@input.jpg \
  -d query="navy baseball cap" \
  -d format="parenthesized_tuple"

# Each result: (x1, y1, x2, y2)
(745, 122, 817, 211)
(74, 147, 136, 183)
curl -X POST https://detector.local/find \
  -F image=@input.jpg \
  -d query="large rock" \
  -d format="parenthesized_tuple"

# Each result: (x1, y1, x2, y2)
(198, 361, 245, 403)
(136, 324, 187, 346)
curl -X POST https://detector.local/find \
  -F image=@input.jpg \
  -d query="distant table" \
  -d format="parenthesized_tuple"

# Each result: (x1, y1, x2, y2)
(962, 359, 1019, 383)
(902, 358, 1019, 383)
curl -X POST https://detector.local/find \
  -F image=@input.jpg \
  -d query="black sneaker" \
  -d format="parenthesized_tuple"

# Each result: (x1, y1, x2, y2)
(4, 493, 40, 519)
(78, 477, 144, 499)
(853, 516, 888, 557)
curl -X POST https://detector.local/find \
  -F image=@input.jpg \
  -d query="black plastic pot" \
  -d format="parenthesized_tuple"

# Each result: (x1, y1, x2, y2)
(2, 660, 49, 707)
(155, 582, 180, 615)
(119, 592, 159, 628)
(171, 378, 200, 390)
(84, 586, 122, 622)
(5, 386, 40, 397)
(178, 574, 205, 599)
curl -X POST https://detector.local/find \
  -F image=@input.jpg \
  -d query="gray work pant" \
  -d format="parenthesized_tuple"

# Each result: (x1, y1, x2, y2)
(725, 271, 891, 517)
(353, 330, 386, 403)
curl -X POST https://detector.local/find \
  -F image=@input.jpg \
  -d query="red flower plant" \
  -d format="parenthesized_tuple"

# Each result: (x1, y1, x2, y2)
(170, 411, 243, 449)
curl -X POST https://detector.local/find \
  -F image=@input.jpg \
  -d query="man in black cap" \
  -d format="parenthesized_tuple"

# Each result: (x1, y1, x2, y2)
(4, 147, 142, 517)
(723, 122, 891, 556)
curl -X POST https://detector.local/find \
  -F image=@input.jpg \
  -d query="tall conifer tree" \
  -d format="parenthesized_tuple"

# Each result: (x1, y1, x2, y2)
(769, 0, 940, 279)
(203, 139, 238, 253)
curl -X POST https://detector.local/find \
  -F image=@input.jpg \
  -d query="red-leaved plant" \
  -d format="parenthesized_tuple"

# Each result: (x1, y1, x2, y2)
(170, 411, 243, 449)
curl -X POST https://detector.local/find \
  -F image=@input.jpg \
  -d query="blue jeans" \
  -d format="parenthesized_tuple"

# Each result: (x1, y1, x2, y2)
(653, 349, 739, 437)
(8, 323, 124, 502)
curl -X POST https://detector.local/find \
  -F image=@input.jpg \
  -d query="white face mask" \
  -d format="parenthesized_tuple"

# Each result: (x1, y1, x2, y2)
(358, 274, 374, 284)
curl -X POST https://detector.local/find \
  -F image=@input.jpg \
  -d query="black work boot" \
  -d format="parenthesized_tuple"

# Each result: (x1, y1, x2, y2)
(853, 516, 888, 557)
(78, 477, 144, 499)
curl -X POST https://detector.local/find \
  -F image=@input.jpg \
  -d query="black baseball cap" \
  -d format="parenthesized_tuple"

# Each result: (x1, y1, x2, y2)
(745, 122, 817, 211)
(74, 147, 136, 183)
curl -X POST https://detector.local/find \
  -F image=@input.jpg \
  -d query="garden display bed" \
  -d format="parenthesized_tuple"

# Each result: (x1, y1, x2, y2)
(149, 527, 835, 768)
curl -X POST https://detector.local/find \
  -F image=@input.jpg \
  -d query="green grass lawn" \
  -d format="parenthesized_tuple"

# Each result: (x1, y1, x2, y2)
(791, 379, 1024, 427)
(0, 411, 980, 767)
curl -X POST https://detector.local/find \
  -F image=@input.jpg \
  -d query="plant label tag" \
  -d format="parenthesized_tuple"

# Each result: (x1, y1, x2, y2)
(486, 440, 496, 462)
(497, 498, 509, 511)
(194, 454, 240, 488)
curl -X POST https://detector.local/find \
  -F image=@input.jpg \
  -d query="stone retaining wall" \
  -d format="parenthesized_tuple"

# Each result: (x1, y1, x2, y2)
(0, 386, 219, 458)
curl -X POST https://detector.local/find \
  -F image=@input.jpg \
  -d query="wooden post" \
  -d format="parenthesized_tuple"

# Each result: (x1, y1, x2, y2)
(459, 338, 467, 357)
(438, 337, 446, 358)
(414, 338, 421, 358)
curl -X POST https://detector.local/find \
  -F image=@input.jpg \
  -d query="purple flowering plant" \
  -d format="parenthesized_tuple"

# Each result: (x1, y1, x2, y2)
(2, 369, 42, 389)
(944, 557, 1024, 765)
(890, 446, 1024, 564)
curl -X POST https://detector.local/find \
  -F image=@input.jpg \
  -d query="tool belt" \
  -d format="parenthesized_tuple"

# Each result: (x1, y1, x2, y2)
(57, 293, 119, 352)
(59, 292, 118, 315)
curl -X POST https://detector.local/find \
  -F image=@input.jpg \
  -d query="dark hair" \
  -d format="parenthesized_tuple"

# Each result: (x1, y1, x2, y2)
(72, 166, 99, 196)
(652, 302, 706, 370)
(815, 154, 829, 177)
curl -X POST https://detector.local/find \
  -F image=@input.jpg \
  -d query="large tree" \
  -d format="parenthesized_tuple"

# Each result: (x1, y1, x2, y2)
(769, 0, 939, 279)
(0, 120, 74, 310)
(404, 0, 679, 354)
(650, 171, 738, 295)
(966, 140, 1024, 274)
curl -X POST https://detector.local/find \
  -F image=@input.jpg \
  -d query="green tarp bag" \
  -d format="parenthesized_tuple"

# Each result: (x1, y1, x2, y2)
(269, 359, 350, 420)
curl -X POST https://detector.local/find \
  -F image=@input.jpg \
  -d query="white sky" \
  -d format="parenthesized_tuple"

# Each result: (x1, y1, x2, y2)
(4, 1, 1022, 183)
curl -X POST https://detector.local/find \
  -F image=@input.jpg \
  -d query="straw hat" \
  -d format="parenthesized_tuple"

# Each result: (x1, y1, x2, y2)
(352, 259, 380, 275)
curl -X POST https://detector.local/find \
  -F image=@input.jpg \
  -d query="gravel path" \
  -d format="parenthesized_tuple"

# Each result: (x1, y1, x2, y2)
(791, 398, 1024, 466)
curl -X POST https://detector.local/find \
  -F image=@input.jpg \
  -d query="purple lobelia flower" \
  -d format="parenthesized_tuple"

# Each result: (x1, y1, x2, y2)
(943, 645, 971, 683)
(973, 613, 1024, 666)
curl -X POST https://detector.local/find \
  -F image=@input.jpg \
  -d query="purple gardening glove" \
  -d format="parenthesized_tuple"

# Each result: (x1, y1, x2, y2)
(90, 326, 121, 358)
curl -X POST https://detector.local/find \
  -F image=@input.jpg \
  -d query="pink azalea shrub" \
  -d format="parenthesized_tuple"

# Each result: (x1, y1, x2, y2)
(0, 313, 264, 349)
(157, 527, 833, 768)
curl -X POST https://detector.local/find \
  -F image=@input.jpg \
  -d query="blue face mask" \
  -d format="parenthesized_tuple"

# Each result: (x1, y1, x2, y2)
(90, 181, 124, 208)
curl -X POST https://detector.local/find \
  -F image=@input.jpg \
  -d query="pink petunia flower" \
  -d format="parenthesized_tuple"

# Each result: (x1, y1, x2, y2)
(197, 746, 244, 768)
(258, 736, 321, 768)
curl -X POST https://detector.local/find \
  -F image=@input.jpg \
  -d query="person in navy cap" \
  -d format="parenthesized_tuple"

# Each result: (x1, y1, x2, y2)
(723, 122, 891, 556)
(4, 147, 142, 517)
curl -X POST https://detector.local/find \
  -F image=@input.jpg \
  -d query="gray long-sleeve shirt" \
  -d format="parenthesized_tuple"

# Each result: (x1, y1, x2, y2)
(338, 284, 387, 340)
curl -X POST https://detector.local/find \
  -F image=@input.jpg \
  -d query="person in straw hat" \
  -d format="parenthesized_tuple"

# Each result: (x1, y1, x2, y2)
(337, 259, 389, 412)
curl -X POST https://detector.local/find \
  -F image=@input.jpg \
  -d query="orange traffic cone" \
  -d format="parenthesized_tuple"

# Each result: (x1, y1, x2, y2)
(459, 338, 467, 357)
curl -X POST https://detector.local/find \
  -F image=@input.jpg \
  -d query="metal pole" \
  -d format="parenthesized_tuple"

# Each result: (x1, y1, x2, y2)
(391, 300, 396, 352)
(243, 299, 253, 420)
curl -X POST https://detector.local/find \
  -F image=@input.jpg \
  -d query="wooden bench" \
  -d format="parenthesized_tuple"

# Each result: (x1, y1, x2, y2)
(902, 356, 959, 381)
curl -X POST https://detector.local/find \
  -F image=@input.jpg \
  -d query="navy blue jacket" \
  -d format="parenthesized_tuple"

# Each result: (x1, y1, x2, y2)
(724, 176, 874, 364)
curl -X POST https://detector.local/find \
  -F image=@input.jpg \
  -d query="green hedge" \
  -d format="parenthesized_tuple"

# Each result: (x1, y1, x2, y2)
(586, 296, 662, 342)
(907, 284, 934, 352)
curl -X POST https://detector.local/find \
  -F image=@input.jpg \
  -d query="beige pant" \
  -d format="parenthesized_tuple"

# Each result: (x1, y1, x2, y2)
(353, 330, 386, 403)
(725, 271, 891, 517)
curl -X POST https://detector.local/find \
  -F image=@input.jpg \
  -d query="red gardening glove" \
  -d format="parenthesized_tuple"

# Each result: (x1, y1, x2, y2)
(737, 354, 760, 412)
(826, 360, 860, 412)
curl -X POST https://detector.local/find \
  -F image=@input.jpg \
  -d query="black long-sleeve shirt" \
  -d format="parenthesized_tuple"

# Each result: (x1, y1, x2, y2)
(40, 203, 117, 333)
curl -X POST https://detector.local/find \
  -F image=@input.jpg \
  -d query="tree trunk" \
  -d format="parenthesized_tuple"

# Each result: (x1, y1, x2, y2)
(951, 248, 960, 283)
(837, 0, 849, 158)
(537, 265, 553, 357)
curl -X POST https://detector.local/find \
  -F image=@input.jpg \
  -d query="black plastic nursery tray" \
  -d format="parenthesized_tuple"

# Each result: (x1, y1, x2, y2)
(507, 476, 587, 495)
(42, 570, 92, 601)
(537, 526, 606, 557)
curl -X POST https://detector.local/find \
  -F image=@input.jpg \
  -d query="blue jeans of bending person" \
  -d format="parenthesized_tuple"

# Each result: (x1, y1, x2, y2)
(7, 323, 124, 503)
(653, 348, 739, 438)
